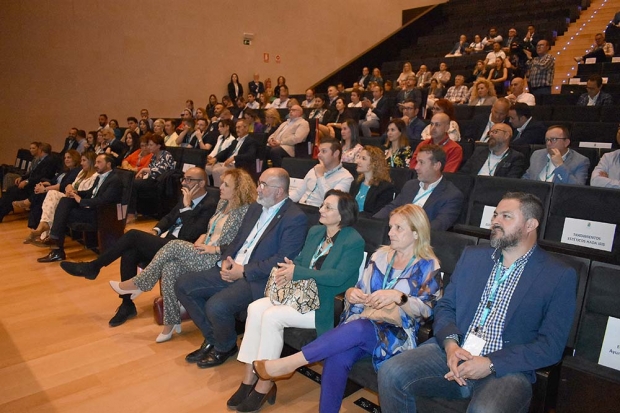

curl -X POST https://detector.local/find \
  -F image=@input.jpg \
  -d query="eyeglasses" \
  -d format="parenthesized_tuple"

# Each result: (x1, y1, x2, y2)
(180, 177, 202, 183)
(402, 106, 416, 110)
(257, 181, 280, 190)
(545, 137, 568, 143)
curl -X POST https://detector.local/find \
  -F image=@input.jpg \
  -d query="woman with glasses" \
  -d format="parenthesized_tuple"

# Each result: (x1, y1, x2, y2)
(421, 98, 461, 142)
(110, 168, 257, 342)
(227, 190, 364, 412)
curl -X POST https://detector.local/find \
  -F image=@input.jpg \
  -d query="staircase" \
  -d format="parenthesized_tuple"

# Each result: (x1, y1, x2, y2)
(551, 0, 620, 92)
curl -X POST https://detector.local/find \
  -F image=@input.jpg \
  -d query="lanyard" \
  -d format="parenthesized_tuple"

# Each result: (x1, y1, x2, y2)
(544, 159, 555, 181)
(412, 186, 434, 204)
(382, 252, 417, 290)
(477, 255, 517, 330)
(309, 235, 335, 269)
(487, 150, 509, 176)
(241, 203, 283, 254)
(204, 209, 229, 245)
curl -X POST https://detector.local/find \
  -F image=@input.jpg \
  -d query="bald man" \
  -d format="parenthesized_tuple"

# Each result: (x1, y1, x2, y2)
(410, 113, 463, 173)
(460, 123, 526, 178)
(468, 98, 511, 142)
(506, 78, 536, 106)
(266, 104, 310, 167)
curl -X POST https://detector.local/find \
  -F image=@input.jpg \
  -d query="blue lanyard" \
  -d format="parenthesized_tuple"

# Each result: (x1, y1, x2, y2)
(204, 209, 229, 245)
(241, 203, 283, 254)
(412, 186, 434, 204)
(382, 252, 417, 290)
(544, 159, 556, 181)
(487, 151, 508, 176)
(309, 235, 335, 269)
(477, 255, 517, 330)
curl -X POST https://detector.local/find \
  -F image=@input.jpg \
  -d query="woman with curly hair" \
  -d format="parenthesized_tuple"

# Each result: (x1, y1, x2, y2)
(349, 146, 395, 215)
(468, 78, 497, 106)
(110, 168, 257, 342)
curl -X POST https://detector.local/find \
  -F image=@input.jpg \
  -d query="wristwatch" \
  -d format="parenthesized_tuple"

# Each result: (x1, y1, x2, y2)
(489, 362, 496, 374)
(397, 293, 408, 306)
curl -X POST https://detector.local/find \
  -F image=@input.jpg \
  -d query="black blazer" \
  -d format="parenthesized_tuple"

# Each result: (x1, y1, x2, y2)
(248, 81, 265, 96)
(362, 96, 389, 120)
(349, 179, 395, 216)
(460, 147, 526, 178)
(227, 82, 244, 101)
(77, 170, 123, 209)
(511, 119, 547, 146)
(467, 114, 510, 141)
(23, 155, 58, 191)
(215, 136, 259, 172)
(155, 192, 218, 242)
(61, 137, 79, 153)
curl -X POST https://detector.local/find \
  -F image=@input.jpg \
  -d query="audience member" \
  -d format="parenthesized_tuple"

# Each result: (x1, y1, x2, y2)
(469, 98, 510, 142)
(102, 127, 127, 165)
(444, 75, 469, 105)
(324, 97, 353, 139)
(290, 138, 354, 207)
(273, 76, 287, 98)
(246, 93, 260, 109)
(446, 34, 468, 57)
(98, 113, 109, 130)
(416, 65, 433, 88)
(121, 134, 152, 172)
(266, 105, 310, 167)
(574, 33, 615, 63)
(508, 103, 546, 145)
(248, 73, 265, 98)
(358, 67, 371, 90)
(109, 119, 122, 141)
(469, 78, 497, 107)
(522, 125, 590, 184)
(60, 128, 79, 154)
(376, 145, 463, 230)
(185, 99, 196, 117)
(577, 74, 614, 106)
(206, 95, 219, 118)
(75, 129, 87, 154)
(506, 77, 536, 106)
(243, 109, 264, 133)
(502, 28, 519, 53)
(460, 123, 526, 178)
(487, 57, 508, 95)
(307, 94, 330, 124)
(350, 146, 395, 215)
(465, 35, 484, 54)
(263, 108, 282, 137)
(122, 116, 140, 141)
(484, 42, 507, 68)
(211, 120, 258, 186)
(301, 88, 316, 108)
(396, 62, 415, 84)
(421, 99, 461, 142)
(369, 68, 384, 87)
(379, 192, 577, 413)
(523, 25, 541, 56)
(401, 100, 425, 143)
(525, 40, 555, 97)
(396, 74, 422, 112)
(268, 85, 290, 109)
(413, 112, 463, 173)
(382, 118, 412, 168)
(340, 119, 363, 163)
(177, 168, 308, 368)
(432, 62, 451, 86)
(591, 149, 620, 188)
(138, 118, 152, 136)
(227, 73, 243, 101)
(140, 109, 154, 129)
(470, 60, 487, 82)
(360, 85, 389, 138)
(482, 27, 503, 49)
(425, 78, 445, 112)
(507, 41, 529, 78)
(348, 88, 363, 108)
(163, 119, 179, 147)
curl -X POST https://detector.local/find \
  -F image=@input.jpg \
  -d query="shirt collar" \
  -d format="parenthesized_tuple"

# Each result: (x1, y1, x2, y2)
(419, 175, 443, 191)
(517, 117, 533, 132)
(263, 197, 287, 214)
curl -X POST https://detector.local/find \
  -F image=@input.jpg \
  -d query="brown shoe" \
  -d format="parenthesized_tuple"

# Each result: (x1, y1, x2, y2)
(32, 236, 53, 248)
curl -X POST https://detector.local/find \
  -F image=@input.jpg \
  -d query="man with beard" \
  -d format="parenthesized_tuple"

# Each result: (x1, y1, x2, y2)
(379, 192, 577, 413)
(460, 123, 526, 178)
(176, 167, 308, 368)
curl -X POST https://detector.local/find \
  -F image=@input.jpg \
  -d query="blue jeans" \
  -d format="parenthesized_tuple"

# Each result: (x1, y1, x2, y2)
(377, 338, 532, 413)
(174, 267, 253, 352)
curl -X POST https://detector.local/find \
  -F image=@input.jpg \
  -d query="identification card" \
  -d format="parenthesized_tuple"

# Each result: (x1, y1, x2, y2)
(462, 334, 486, 356)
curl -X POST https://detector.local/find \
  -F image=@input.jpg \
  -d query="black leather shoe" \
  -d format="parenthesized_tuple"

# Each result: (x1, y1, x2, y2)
(37, 249, 66, 263)
(235, 383, 277, 413)
(60, 261, 100, 280)
(197, 345, 238, 368)
(185, 340, 214, 363)
(226, 382, 256, 409)
(108, 302, 137, 327)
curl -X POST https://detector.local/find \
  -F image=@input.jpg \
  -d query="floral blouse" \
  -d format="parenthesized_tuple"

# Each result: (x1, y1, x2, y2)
(384, 145, 412, 168)
(147, 150, 175, 179)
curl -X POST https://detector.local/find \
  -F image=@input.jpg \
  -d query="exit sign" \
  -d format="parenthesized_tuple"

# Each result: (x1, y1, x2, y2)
(243, 39, 251, 46)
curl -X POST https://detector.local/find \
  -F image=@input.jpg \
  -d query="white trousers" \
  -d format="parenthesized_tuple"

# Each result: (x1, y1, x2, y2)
(237, 297, 316, 364)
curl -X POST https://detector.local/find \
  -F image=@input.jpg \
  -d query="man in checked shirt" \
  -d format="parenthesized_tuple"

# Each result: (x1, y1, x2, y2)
(379, 192, 577, 413)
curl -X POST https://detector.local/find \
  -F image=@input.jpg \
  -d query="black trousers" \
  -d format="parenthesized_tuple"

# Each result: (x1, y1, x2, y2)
(266, 146, 291, 168)
(49, 197, 96, 249)
(0, 185, 30, 221)
(27, 192, 47, 229)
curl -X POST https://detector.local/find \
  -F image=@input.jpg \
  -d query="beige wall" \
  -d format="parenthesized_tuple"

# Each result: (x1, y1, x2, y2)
(0, 0, 443, 165)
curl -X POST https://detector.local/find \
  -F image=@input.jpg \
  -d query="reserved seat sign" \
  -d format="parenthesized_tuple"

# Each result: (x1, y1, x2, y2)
(561, 218, 616, 252)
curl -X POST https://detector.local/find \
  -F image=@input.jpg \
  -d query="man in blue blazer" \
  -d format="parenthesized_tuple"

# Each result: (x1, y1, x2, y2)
(378, 192, 577, 413)
(176, 167, 308, 368)
(522, 125, 590, 184)
(374, 145, 464, 231)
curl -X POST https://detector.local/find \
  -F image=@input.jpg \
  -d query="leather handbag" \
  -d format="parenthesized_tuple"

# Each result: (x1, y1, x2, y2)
(265, 267, 320, 314)
(360, 303, 403, 327)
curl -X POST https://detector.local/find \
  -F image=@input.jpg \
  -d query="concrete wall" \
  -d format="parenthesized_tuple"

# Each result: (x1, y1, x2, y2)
(0, 0, 443, 164)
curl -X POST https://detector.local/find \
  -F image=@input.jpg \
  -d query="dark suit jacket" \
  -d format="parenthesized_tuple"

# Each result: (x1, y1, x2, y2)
(23, 155, 58, 191)
(215, 135, 259, 172)
(576, 92, 614, 106)
(434, 246, 577, 382)
(154, 193, 218, 242)
(61, 137, 79, 153)
(363, 96, 389, 120)
(511, 119, 547, 145)
(467, 114, 511, 141)
(374, 178, 464, 231)
(407, 117, 426, 143)
(227, 82, 244, 101)
(349, 179, 396, 216)
(248, 81, 265, 96)
(77, 170, 123, 209)
(221, 199, 308, 300)
(358, 74, 370, 89)
(460, 147, 526, 178)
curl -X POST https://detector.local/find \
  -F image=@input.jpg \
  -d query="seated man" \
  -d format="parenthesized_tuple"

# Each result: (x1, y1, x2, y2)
(59, 167, 217, 326)
(460, 123, 526, 178)
(396, 74, 422, 112)
(574, 33, 615, 63)
(446, 34, 468, 57)
(432, 62, 451, 87)
(505, 77, 536, 106)
(502, 28, 519, 53)
(360, 85, 389, 138)
(508, 103, 546, 145)
(482, 26, 503, 50)
(0, 142, 57, 222)
(444, 75, 469, 105)
(289, 138, 354, 207)
(211, 120, 258, 186)
(60, 127, 80, 154)
(265, 105, 310, 167)
(37, 154, 122, 263)
(522, 125, 590, 184)
(267, 85, 290, 109)
(468, 98, 511, 142)
(484, 42, 506, 67)
(379, 192, 577, 413)
(576, 74, 614, 106)
(416, 65, 432, 88)
(358, 67, 371, 90)
(410, 113, 463, 173)
(401, 100, 425, 143)
(176, 167, 308, 368)
(591, 148, 620, 188)
(376, 145, 464, 231)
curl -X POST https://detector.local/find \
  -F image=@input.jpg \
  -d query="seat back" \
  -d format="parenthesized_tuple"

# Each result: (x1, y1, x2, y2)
(430, 230, 478, 284)
(282, 157, 317, 179)
(179, 148, 208, 170)
(389, 168, 414, 195)
(353, 217, 389, 259)
(442, 172, 475, 225)
(167, 147, 184, 168)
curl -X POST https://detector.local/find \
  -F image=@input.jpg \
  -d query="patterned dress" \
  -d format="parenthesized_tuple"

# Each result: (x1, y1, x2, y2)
(131, 200, 249, 325)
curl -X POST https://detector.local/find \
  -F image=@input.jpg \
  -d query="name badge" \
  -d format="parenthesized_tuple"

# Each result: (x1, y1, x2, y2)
(462, 334, 486, 356)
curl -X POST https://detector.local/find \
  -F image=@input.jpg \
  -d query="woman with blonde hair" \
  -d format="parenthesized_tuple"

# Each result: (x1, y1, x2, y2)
(349, 146, 395, 215)
(263, 108, 282, 137)
(396, 62, 414, 85)
(468, 78, 497, 106)
(110, 168, 257, 342)
(252, 204, 440, 413)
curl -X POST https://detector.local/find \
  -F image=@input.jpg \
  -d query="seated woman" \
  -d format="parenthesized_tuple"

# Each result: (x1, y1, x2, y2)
(243, 109, 264, 133)
(205, 119, 236, 177)
(227, 190, 365, 412)
(84, 131, 97, 153)
(488, 57, 508, 96)
(138, 118, 152, 136)
(468, 78, 497, 106)
(93, 130, 107, 154)
(469, 59, 488, 82)
(206, 94, 218, 118)
(252, 204, 440, 413)
(26, 151, 97, 243)
(127, 134, 175, 221)
(349, 146, 395, 215)
(384, 119, 412, 168)
(109, 119, 123, 141)
(110, 168, 256, 342)
(396, 62, 414, 85)
(263, 108, 282, 137)
(369, 67, 384, 87)
(121, 134, 152, 172)
(425, 78, 444, 113)
(347, 88, 363, 108)
(421, 99, 461, 142)
(340, 119, 363, 163)
(323, 97, 352, 139)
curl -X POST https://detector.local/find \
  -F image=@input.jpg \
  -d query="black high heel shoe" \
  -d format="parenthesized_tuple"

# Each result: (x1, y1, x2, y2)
(235, 383, 277, 413)
(226, 382, 255, 410)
